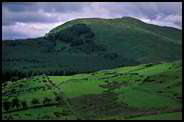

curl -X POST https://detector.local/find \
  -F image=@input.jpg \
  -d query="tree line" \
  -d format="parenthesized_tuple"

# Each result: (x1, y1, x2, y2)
(3, 96, 61, 112)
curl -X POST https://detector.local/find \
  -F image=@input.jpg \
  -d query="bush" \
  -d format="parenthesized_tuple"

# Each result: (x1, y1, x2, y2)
(55, 96, 61, 102)
(3, 101, 11, 112)
(145, 63, 154, 67)
(12, 97, 20, 110)
(31, 98, 40, 105)
(21, 101, 27, 109)
(43, 97, 52, 105)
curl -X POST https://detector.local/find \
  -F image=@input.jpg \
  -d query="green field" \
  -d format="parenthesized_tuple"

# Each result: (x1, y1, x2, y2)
(128, 112, 182, 120)
(2, 60, 182, 120)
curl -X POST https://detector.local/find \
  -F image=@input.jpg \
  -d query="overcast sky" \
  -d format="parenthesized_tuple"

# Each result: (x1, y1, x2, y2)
(2, 2, 182, 40)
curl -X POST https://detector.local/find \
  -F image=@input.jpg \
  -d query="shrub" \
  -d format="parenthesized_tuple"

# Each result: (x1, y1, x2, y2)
(55, 96, 60, 102)
(21, 101, 27, 109)
(19, 84, 23, 88)
(145, 63, 154, 67)
(31, 98, 40, 105)
(12, 97, 20, 110)
(43, 97, 52, 105)
(3, 101, 11, 112)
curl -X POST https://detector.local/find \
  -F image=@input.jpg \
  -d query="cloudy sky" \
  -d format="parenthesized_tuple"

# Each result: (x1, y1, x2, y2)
(2, 2, 182, 40)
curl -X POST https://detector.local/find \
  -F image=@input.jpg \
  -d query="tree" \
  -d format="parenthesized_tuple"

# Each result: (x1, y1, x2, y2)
(71, 38, 84, 46)
(104, 52, 118, 60)
(11, 76, 19, 82)
(43, 97, 52, 105)
(70, 24, 91, 35)
(31, 98, 40, 105)
(21, 101, 27, 109)
(55, 96, 61, 102)
(3, 101, 11, 112)
(12, 97, 20, 110)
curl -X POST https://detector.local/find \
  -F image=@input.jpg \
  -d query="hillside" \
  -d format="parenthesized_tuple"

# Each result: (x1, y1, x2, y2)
(46, 17, 182, 63)
(2, 60, 182, 120)
(2, 17, 182, 82)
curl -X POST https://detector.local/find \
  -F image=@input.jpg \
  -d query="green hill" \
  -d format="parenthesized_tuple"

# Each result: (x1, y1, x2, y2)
(46, 17, 181, 63)
(2, 17, 182, 82)
(2, 60, 182, 120)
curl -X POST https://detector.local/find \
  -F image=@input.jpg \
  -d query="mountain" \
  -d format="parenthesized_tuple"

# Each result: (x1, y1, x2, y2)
(2, 60, 182, 120)
(2, 17, 182, 82)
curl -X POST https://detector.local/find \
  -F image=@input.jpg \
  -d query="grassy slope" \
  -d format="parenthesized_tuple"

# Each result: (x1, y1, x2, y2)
(49, 17, 182, 63)
(2, 60, 182, 120)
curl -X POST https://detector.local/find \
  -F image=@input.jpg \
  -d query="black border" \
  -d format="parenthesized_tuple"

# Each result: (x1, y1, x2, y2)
(1, 0, 183, 120)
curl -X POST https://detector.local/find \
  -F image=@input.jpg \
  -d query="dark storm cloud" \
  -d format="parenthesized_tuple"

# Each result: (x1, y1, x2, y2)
(36, 2, 87, 13)
(2, 10, 59, 25)
(2, 2, 182, 40)
(3, 2, 37, 12)
(3, 2, 86, 12)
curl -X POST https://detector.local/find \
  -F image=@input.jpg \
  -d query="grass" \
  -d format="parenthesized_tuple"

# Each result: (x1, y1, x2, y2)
(129, 112, 182, 120)
(2, 60, 182, 120)
(60, 78, 104, 98)
(2, 105, 74, 120)
(49, 76, 73, 86)
(96, 112, 182, 120)
(132, 63, 173, 76)
(117, 87, 181, 109)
